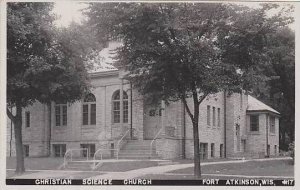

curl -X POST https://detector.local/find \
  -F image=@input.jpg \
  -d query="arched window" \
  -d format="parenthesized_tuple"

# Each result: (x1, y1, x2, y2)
(83, 93, 96, 125)
(112, 90, 128, 123)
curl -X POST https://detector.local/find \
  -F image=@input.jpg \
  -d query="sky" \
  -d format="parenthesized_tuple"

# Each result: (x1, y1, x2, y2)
(53, 1, 88, 27)
(53, 1, 295, 29)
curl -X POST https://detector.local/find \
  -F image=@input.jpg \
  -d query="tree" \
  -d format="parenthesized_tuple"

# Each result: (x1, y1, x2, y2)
(251, 27, 295, 150)
(84, 2, 293, 178)
(7, 2, 92, 173)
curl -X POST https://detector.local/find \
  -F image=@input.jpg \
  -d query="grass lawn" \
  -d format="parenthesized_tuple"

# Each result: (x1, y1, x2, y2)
(169, 159, 294, 176)
(97, 161, 160, 172)
(139, 174, 295, 180)
(6, 157, 64, 170)
(7, 157, 163, 172)
(138, 159, 294, 180)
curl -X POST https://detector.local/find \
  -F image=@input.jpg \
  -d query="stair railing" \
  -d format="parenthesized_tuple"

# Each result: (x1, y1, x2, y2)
(150, 127, 163, 157)
(63, 148, 88, 168)
(117, 129, 130, 159)
(93, 148, 118, 168)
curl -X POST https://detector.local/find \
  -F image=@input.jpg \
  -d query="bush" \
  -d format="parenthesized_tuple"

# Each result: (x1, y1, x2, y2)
(288, 141, 294, 164)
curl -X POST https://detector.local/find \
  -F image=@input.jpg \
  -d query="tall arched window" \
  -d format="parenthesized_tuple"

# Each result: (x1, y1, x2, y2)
(112, 90, 128, 123)
(83, 93, 96, 125)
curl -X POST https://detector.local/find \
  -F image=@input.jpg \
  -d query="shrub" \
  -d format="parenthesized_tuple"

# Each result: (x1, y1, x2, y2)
(288, 141, 294, 164)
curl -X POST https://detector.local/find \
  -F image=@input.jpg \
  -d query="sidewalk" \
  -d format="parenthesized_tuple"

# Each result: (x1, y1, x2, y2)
(8, 157, 292, 179)
(90, 157, 292, 179)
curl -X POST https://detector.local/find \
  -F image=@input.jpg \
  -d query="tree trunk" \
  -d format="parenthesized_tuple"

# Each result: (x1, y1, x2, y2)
(192, 104, 201, 178)
(181, 96, 202, 178)
(193, 120, 201, 178)
(14, 103, 25, 174)
(47, 103, 51, 156)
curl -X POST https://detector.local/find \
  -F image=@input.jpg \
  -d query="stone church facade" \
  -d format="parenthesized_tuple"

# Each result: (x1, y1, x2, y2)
(7, 69, 280, 160)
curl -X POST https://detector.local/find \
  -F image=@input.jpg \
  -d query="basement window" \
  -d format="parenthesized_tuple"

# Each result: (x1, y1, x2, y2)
(53, 144, 66, 157)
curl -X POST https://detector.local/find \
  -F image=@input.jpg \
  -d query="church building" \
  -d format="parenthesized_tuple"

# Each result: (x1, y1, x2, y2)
(6, 42, 280, 160)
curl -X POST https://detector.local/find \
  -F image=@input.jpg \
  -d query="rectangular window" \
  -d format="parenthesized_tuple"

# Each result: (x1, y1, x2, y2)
(275, 145, 277, 155)
(123, 101, 128, 123)
(62, 105, 67, 126)
(220, 144, 224, 158)
(113, 102, 120, 123)
(55, 106, 61, 126)
(250, 115, 259, 132)
(82, 104, 89, 125)
(56, 104, 67, 126)
(23, 145, 29, 157)
(90, 104, 96, 125)
(212, 107, 216, 126)
(270, 116, 275, 134)
(207, 106, 211, 126)
(80, 144, 95, 158)
(25, 111, 30, 128)
(53, 144, 66, 157)
(211, 143, 215, 158)
(217, 108, 221, 127)
(200, 143, 208, 160)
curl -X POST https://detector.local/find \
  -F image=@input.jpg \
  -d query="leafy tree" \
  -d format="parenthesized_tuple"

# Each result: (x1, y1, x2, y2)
(84, 3, 293, 178)
(7, 2, 92, 173)
(252, 27, 295, 150)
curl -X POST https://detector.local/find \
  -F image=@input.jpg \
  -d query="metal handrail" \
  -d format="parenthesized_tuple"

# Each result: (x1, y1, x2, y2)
(150, 127, 163, 157)
(117, 129, 130, 159)
(63, 148, 88, 168)
(93, 148, 118, 168)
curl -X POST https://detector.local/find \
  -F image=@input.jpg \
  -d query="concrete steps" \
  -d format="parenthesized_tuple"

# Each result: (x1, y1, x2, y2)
(118, 140, 160, 159)
(63, 161, 96, 171)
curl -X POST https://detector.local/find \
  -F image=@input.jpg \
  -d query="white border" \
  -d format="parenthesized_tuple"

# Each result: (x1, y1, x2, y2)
(0, 1, 298, 190)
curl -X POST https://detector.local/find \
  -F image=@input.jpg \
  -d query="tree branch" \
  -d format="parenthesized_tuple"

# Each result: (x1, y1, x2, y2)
(7, 107, 15, 122)
(181, 96, 193, 121)
(198, 93, 209, 105)
(191, 82, 199, 106)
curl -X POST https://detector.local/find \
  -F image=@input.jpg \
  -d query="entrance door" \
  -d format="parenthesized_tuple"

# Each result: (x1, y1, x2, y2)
(144, 107, 161, 140)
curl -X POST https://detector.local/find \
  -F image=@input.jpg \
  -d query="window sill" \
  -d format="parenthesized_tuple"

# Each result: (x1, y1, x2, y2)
(112, 123, 130, 126)
(54, 126, 67, 128)
(249, 132, 260, 135)
(82, 125, 97, 128)
(269, 133, 276, 136)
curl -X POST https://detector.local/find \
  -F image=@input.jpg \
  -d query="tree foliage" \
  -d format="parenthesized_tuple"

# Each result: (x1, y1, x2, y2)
(85, 2, 293, 178)
(252, 27, 295, 149)
(7, 2, 93, 173)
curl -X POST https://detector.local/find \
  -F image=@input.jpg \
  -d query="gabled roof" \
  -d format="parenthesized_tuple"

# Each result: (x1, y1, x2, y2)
(88, 41, 121, 74)
(247, 95, 280, 115)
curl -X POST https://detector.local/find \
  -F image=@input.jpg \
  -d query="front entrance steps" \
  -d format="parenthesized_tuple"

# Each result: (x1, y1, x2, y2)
(118, 140, 160, 159)
(61, 160, 100, 171)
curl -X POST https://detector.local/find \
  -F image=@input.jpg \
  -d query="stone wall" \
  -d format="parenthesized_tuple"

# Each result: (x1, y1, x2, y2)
(183, 92, 225, 159)
(225, 93, 248, 157)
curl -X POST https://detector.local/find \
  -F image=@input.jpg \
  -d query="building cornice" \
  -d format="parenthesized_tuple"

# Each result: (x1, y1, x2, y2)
(88, 69, 119, 78)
